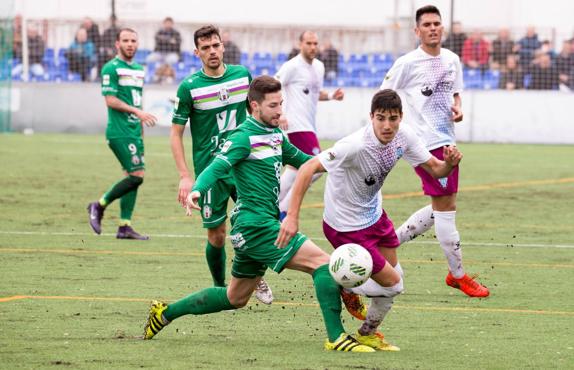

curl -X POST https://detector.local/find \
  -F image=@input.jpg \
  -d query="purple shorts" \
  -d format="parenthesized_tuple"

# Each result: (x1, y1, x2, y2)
(415, 146, 459, 196)
(287, 131, 321, 156)
(322, 212, 400, 274)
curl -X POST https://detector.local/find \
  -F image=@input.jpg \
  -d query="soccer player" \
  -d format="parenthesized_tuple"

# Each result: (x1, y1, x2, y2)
(276, 89, 463, 351)
(380, 5, 489, 297)
(275, 30, 344, 219)
(143, 76, 374, 353)
(170, 25, 272, 304)
(87, 28, 157, 240)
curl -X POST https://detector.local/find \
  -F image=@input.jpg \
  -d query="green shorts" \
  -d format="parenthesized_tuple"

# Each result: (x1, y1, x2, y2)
(107, 137, 145, 173)
(229, 220, 308, 279)
(198, 174, 236, 229)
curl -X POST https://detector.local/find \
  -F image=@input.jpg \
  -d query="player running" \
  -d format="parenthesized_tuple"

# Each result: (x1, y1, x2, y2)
(380, 5, 489, 297)
(143, 76, 374, 353)
(276, 89, 463, 351)
(87, 28, 157, 240)
(170, 25, 272, 303)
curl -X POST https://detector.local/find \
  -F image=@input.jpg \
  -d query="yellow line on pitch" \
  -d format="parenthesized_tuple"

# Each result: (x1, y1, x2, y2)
(301, 177, 574, 209)
(1, 248, 572, 268)
(1, 295, 572, 316)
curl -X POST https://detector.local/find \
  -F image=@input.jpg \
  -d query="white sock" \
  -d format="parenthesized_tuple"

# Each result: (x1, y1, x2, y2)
(395, 205, 434, 244)
(279, 172, 322, 213)
(433, 210, 464, 278)
(358, 296, 394, 336)
(278, 167, 298, 212)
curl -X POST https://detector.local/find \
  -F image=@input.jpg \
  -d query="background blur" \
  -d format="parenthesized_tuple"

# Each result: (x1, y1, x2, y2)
(1, 0, 573, 142)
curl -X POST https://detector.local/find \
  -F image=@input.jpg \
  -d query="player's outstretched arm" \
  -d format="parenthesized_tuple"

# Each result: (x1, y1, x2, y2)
(275, 157, 326, 248)
(170, 124, 194, 208)
(319, 88, 344, 101)
(419, 145, 462, 179)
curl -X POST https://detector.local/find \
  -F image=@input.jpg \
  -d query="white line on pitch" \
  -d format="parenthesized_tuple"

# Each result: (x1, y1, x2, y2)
(0, 230, 573, 249)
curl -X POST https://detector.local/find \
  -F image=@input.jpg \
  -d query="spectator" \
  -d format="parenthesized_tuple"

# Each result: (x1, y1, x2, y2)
(443, 21, 466, 58)
(556, 40, 574, 89)
(82, 17, 101, 50)
(66, 28, 96, 81)
(319, 39, 339, 81)
(491, 28, 516, 70)
(11, 25, 45, 78)
(153, 63, 175, 84)
(499, 54, 523, 90)
(99, 15, 121, 73)
(222, 31, 241, 65)
(529, 53, 558, 90)
(146, 17, 181, 65)
(539, 40, 556, 60)
(287, 41, 299, 60)
(462, 31, 489, 73)
(517, 26, 541, 71)
(12, 14, 22, 61)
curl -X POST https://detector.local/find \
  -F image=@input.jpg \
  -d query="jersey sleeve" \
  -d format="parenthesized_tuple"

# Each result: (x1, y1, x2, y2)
(275, 62, 292, 86)
(192, 131, 251, 195)
(317, 135, 359, 173)
(380, 57, 408, 91)
(101, 64, 118, 96)
(172, 80, 192, 125)
(453, 55, 464, 94)
(401, 126, 432, 167)
(282, 133, 313, 168)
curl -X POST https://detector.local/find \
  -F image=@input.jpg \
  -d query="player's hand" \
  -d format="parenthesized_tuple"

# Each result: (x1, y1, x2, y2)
(274, 214, 298, 249)
(332, 88, 344, 101)
(136, 110, 158, 127)
(178, 176, 195, 207)
(185, 191, 201, 216)
(443, 145, 462, 166)
(279, 114, 288, 130)
(451, 105, 463, 122)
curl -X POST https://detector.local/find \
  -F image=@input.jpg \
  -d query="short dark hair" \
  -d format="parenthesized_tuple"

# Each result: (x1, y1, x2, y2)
(415, 5, 441, 24)
(299, 30, 315, 42)
(248, 76, 282, 108)
(371, 89, 402, 114)
(194, 25, 221, 48)
(116, 28, 137, 41)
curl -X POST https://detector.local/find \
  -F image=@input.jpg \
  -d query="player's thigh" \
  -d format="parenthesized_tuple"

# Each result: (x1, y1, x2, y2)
(370, 261, 401, 287)
(284, 239, 330, 274)
(199, 175, 235, 229)
(107, 137, 145, 173)
(378, 247, 398, 267)
(227, 276, 259, 308)
(431, 193, 457, 211)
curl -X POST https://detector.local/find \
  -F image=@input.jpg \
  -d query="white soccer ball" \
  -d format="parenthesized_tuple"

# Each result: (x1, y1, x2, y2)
(329, 243, 373, 288)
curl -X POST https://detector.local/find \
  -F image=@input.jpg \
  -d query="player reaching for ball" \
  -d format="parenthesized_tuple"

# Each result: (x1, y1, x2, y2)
(276, 89, 463, 351)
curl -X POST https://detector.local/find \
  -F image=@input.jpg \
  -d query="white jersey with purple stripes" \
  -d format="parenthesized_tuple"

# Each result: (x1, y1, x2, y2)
(380, 47, 463, 150)
(317, 124, 431, 232)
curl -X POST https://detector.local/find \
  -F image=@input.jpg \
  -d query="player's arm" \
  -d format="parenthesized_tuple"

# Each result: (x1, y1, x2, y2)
(171, 82, 195, 207)
(419, 146, 463, 178)
(274, 65, 291, 130)
(319, 88, 344, 101)
(275, 156, 326, 248)
(451, 93, 463, 122)
(186, 135, 249, 214)
(104, 96, 157, 127)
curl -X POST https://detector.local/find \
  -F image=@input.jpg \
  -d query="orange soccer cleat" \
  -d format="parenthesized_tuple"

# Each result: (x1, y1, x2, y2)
(446, 272, 490, 298)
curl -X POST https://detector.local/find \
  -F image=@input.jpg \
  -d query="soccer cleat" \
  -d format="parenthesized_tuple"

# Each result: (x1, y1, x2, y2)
(356, 331, 400, 352)
(143, 300, 170, 340)
(254, 278, 274, 305)
(87, 202, 105, 234)
(116, 225, 150, 240)
(340, 288, 367, 320)
(446, 272, 490, 298)
(324, 333, 375, 352)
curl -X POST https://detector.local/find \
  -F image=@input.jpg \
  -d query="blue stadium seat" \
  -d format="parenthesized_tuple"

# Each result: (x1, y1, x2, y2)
(482, 70, 500, 90)
(240, 52, 249, 65)
(275, 52, 287, 65)
(463, 68, 483, 89)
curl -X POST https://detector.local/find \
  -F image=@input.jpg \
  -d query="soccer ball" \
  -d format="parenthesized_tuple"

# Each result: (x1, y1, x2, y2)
(329, 243, 373, 288)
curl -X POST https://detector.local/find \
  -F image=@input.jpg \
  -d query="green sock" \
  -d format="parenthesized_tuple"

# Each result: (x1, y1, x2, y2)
(120, 188, 138, 221)
(205, 242, 226, 287)
(101, 175, 143, 206)
(163, 287, 235, 321)
(313, 264, 345, 342)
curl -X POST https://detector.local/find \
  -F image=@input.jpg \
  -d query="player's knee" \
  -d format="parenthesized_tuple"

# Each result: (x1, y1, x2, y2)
(228, 293, 250, 308)
(128, 175, 144, 186)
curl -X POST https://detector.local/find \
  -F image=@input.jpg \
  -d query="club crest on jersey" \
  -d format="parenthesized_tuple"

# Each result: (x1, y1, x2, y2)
(102, 74, 110, 85)
(421, 84, 433, 97)
(203, 205, 212, 219)
(218, 88, 230, 104)
(364, 174, 376, 186)
(131, 155, 140, 165)
(327, 151, 336, 161)
(396, 147, 404, 159)
(270, 135, 282, 152)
